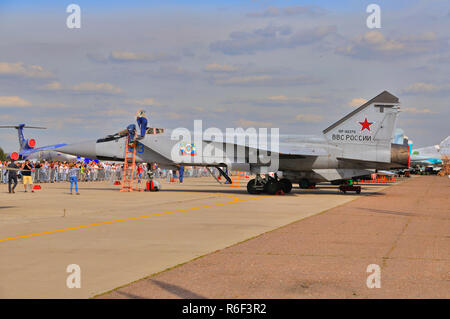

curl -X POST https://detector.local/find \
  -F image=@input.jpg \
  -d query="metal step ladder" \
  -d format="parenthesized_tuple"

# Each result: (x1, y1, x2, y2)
(120, 132, 137, 192)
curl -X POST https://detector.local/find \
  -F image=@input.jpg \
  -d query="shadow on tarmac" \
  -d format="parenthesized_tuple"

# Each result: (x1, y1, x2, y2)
(150, 279, 207, 299)
(113, 290, 146, 299)
(49, 180, 391, 197)
(112, 279, 207, 299)
(63, 186, 387, 197)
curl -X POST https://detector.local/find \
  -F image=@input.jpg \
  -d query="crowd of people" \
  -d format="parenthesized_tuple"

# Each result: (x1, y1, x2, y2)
(1, 159, 219, 194)
(1, 160, 118, 184)
(2, 110, 227, 194)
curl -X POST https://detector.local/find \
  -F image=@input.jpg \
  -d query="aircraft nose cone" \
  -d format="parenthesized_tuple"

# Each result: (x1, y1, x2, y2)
(57, 141, 97, 159)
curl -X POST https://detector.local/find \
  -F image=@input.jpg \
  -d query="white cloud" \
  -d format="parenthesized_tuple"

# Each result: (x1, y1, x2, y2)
(0, 62, 53, 79)
(403, 82, 450, 94)
(165, 112, 184, 120)
(235, 119, 273, 127)
(295, 114, 323, 123)
(336, 31, 441, 60)
(41, 81, 123, 94)
(0, 96, 32, 107)
(193, 106, 226, 113)
(98, 109, 133, 116)
(216, 75, 272, 85)
(109, 51, 175, 63)
(230, 95, 324, 106)
(266, 95, 324, 104)
(347, 98, 368, 107)
(87, 51, 177, 64)
(404, 82, 438, 93)
(0, 114, 13, 120)
(204, 63, 239, 72)
(72, 82, 122, 94)
(38, 102, 67, 108)
(136, 65, 196, 81)
(402, 107, 434, 114)
(215, 75, 319, 86)
(247, 5, 326, 18)
(41, 81, 63, 90)
(210, 25, 336, 55)
(126, 98, 162, 107)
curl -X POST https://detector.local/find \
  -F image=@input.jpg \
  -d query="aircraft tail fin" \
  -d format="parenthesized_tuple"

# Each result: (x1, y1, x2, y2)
(17, 124, 26, 150)
(323, 91, 401, 162)
(393, 128, 405, 145)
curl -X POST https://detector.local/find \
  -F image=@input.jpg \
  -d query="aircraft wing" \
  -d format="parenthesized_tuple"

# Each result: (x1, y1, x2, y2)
(206, 139, 329, 159)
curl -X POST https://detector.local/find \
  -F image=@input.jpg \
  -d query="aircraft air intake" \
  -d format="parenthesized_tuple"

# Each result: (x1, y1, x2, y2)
(27, 139, 36, 148)
(10, 152, 19, 160)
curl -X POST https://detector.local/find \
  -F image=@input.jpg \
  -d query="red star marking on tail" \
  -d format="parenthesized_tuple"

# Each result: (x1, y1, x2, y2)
(359, 118, 373, 131)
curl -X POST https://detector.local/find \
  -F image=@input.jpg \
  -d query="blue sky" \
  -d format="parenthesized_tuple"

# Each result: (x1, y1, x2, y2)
(0, 0, 449, 152)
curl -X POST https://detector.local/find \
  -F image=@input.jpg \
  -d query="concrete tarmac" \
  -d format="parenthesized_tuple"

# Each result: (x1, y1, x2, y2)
(1, 176, 399, 298)
(99, 176, 450, 299)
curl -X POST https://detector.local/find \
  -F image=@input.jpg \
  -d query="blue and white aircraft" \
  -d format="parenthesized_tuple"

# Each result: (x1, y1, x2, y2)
(0, 124, 77, 162)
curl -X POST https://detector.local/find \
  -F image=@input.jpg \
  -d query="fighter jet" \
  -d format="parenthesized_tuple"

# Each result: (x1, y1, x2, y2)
(0, 124, 77, 162)
(410, 136, 450, 166)
(57, 91, 410, 194)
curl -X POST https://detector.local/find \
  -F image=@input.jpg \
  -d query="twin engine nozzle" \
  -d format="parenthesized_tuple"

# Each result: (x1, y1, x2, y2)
(390, 143, 410, 168)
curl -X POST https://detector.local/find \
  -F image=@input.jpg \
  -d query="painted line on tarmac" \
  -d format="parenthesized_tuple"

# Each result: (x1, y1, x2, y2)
(0, 193, 267, 243)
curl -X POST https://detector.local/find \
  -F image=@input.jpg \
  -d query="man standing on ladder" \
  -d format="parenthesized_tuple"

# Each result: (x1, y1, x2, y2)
(136, 109, 148, 140)
(120, 124, 138, 192)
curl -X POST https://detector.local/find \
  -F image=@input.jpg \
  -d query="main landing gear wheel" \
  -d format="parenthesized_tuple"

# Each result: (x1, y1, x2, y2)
(279, 178, 292, 194)
(264, 180, 281, 195)
(299, 178, 310, 189)
(246, 175, 292, 195)
(247, 179, 262, 194)
(299, 178, 315, 189)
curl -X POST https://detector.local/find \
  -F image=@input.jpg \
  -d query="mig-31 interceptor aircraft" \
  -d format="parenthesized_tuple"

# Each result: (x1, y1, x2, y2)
(57, 91, 410, 194)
